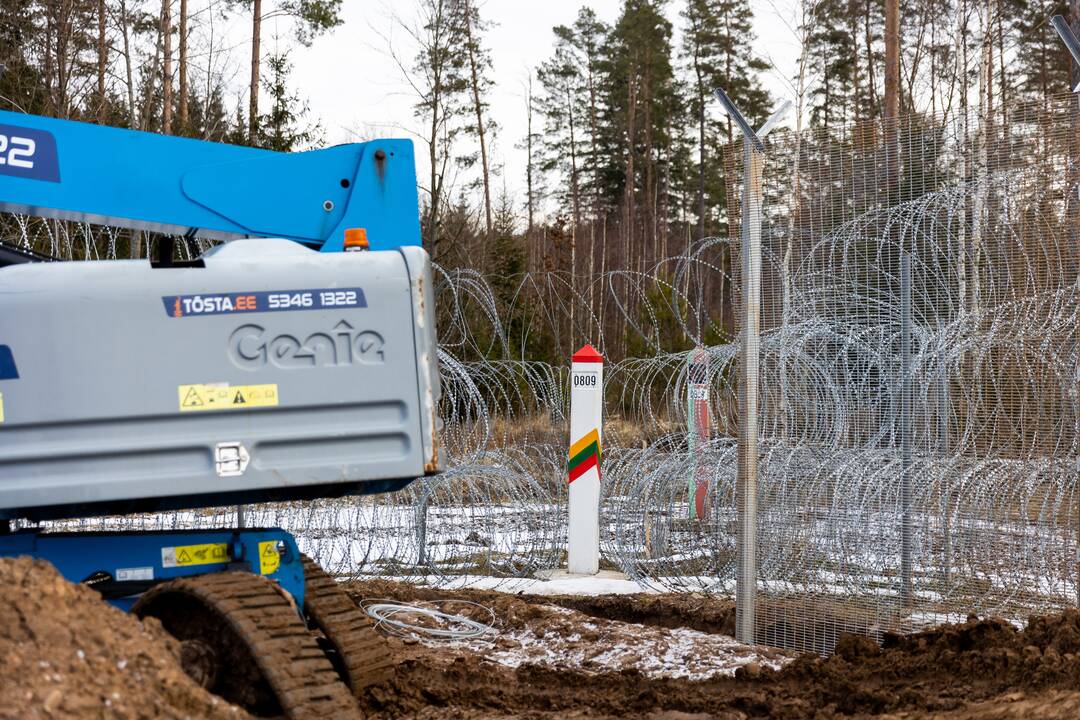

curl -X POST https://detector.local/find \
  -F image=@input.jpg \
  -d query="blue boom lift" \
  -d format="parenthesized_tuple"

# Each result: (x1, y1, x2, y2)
(0, 110, 442, 719)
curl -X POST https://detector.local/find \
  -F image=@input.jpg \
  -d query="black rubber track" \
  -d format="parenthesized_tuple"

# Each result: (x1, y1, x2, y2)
(302, 555, 394, 695)
(133, 571, 360, 719)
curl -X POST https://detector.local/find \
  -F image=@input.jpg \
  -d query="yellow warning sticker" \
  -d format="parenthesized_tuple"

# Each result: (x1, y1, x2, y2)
(258, 541, 281, 575)
(161, 543, 229, 568)
(178, 383, 278, 412)
(0, 392, 4, 423)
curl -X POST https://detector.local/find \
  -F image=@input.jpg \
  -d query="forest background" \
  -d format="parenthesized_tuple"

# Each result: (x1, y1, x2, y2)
(0, 0, 1073, 362)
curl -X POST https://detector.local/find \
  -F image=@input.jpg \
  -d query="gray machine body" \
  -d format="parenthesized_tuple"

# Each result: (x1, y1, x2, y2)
(0, 238, 442, 520)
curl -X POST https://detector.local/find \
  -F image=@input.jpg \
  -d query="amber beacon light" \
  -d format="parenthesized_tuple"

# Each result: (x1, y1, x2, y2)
(344, 227, 369, 252)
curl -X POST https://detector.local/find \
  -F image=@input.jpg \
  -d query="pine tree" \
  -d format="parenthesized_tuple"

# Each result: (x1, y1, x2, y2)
(538, 26, 587, 232)
(229, 0, 343, 142)
(537, 8, 612, 229)
(452, 0, 497, 242)
(572, 7, 610, 220)
(187, 82, 232, 142)
(1014, 1, 1070, 106)
(803, 0, 860, 131)
(487, 191, 529, 357)
(405, 0, 470, 261)
(599, 0, 681, 271)
(516, 70, 545, 239)
(681, 0, 772, 239)
(227, 95, 249, 145)
(0, 0, 50, 116)
(256, 51, 321, 151)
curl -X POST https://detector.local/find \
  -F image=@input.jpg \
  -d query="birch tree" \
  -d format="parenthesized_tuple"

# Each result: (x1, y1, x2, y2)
(455, 0, 496, 242)
(383, 0, 468, 260)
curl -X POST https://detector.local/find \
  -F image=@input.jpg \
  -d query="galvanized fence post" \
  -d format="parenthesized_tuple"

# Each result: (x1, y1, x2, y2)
(1049, 13, 1080, 610)
(714, 89, 791, 645)
(416, 488, 429, 568)
(736, 134, 763, 644)
(936, 320, 952, 588)
(900, 251, 914, 607)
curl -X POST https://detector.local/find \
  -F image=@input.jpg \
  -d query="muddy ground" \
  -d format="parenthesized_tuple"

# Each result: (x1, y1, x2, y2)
(345, 579, 1080, 720)
(6, 557, 1080, 719)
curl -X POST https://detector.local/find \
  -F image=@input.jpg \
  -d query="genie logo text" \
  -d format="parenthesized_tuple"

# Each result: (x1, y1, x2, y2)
(228, 320, 385, 369)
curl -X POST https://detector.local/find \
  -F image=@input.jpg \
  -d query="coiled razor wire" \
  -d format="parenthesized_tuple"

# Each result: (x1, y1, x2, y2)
(24, 94, 1080, 653)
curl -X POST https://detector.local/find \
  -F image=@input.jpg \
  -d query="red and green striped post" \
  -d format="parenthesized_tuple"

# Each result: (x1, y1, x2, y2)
(568, 344, 603, 574)
(688, 346, 711, 519)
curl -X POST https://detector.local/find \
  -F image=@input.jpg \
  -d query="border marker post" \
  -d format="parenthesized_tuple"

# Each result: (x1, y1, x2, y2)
(568, 344, 604, 574)
(688, 347, 711, 520)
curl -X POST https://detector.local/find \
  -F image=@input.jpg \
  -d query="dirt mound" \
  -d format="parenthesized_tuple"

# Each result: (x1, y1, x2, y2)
(777, 611, 1080, 715)
(0, 556, 250, 720)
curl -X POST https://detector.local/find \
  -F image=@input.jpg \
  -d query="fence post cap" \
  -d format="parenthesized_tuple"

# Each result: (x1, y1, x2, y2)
(572, 344, 604, 363)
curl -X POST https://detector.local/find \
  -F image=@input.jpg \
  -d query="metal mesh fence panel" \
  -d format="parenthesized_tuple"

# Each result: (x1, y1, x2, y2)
(742, 93, 1080, 653)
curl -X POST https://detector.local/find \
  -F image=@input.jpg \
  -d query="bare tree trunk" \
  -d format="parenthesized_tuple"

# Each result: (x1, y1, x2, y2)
(162, 0, 173, 134)
(625, 59, 637, 276)
(45, 10, 54, 112)
(599, 218, 607, 340)
(585, 46, 601, 220)
(583, 43, 601, 323)
(525, 73, 535, 236)
(884, 0, 900, 201)
(568, 89, 581, 231)
(54, 3, 72, 116)
(59, 2, 74, 115)
(971, 0, 994, 311)
(864, 0, 878, 116)
(995, 8, 1006, 127)
(53, 4, 69, 115)
(204, 1, 217, 137)
(643, 54, 654, 272)
(695, 63, 706, 242)
(428, 93, 442, 258)
(781, 0, 816, 437)
(462, 0, 493, 241)
(1071, 1, 1080, 313)
(689, 13, 706, 243)
(930, 2, 937, 117)
(567, 86, 579, 338)
(849, 0, 862, 122)
(118, 0, 137, 127)
(249, 0, 262, 142)
(98, 0, 107, 120)
(956, 0, 968, 313)
(143, 5, 165, 130)
(179, 0, 188, 132)
(412, 0, 454, 259)
(428, 110, 440, 257)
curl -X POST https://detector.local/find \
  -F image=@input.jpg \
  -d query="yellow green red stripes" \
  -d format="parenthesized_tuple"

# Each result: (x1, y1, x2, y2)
(568, 428, 601, 483)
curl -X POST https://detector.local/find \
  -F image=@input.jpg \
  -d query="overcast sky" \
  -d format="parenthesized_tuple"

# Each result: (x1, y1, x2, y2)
(255, 1, 802, 217)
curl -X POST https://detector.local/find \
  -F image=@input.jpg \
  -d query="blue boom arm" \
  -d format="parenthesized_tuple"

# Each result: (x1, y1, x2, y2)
(0, 110, 421, 251)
